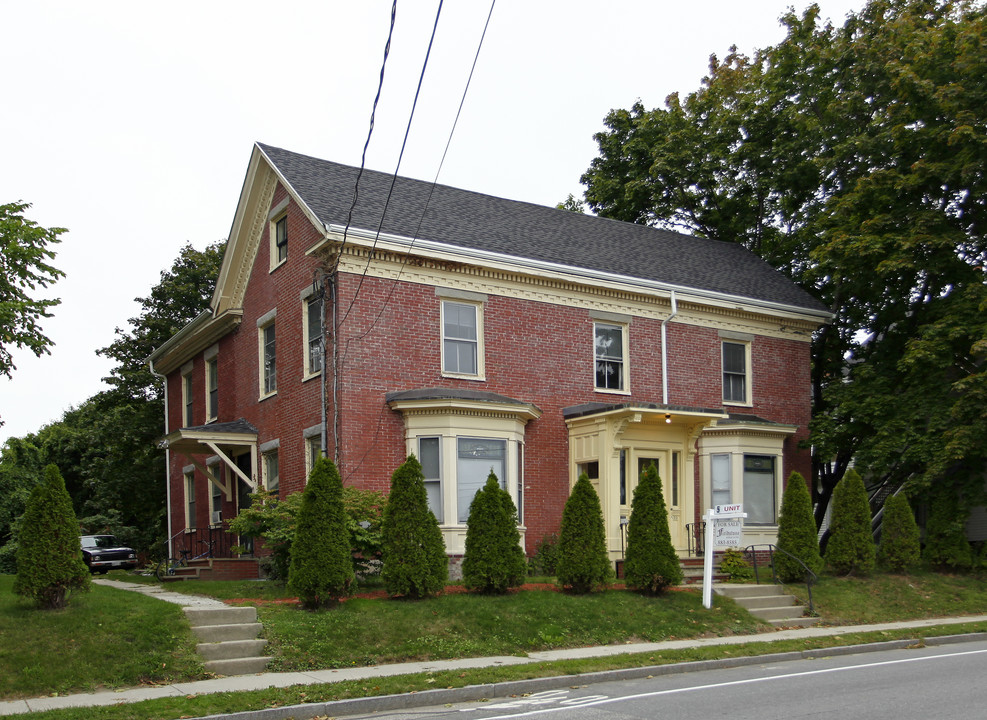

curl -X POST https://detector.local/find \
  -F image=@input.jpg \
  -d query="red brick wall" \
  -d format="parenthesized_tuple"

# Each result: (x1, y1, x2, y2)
(165, 185, 816, 557)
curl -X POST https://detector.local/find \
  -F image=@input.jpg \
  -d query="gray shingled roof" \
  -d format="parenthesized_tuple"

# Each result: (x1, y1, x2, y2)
(258, 143, 828, 314)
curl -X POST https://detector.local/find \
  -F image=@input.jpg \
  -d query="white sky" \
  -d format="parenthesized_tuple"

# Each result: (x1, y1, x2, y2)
(0, 0, 863, 445)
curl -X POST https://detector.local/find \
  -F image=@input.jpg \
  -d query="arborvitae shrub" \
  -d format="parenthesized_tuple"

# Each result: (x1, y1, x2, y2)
(462, 472, 527, 593)
(14, 464, 91, 609)
(556, 473, 613, 593)
(824, 469, 876, 576)
(288, 457, 354, 609)
(624, 463, 682, 593)
(528, 532, 559, 576)
(877, 493, 921, 573)
(922, 482, 973, 570)
(774, 472, 823, 582)
(381, 454, 448, 598)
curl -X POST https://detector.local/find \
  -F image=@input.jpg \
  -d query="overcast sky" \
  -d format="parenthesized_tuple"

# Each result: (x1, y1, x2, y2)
(0, 0, 864, 445)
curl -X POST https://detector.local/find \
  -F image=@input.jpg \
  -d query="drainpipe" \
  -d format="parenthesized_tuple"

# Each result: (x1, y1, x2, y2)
(661, 290, 678, 406)
(148, 358, 172, 559)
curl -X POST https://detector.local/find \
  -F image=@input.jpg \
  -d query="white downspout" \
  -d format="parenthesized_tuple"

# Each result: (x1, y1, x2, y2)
(149, 358, 172, 559)
(661, 291, 678, 406)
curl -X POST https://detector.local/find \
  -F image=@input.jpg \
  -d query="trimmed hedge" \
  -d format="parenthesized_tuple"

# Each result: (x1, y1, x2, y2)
(462, 472, 526, 593)
(824, 469, 876, 576)
(624, 462, 682, 593)
(14, 464, 90, 609)
(774, 471, 823, 582)
(381, 454, 448, 599)
(288, 457, 354, 609)
(556, 473, 613, 593)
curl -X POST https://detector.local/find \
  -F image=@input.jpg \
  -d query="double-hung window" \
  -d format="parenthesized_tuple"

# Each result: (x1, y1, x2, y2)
(457, 438, 506, 523)
(743, 455, 776, 524)
(722, 340, 751, 404)
(258, 310, 277, 398)
(306, 295, 323, 375)
(264, 451, 279, 495)
(442, 301, 480, 377)
(594, 322, 627, 391)
(182, 367, 194, 427)
(206, 356, 218, 421)
(274, 216, 287, 265)
(185, 470, 196, 529)
(419, 437, 442, 522)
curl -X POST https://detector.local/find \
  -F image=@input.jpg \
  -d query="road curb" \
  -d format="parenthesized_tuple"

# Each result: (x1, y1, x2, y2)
(186, 631, 987, 720)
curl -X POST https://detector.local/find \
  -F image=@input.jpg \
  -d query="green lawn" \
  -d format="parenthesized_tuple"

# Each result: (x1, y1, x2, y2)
(0, 574, 204, 699)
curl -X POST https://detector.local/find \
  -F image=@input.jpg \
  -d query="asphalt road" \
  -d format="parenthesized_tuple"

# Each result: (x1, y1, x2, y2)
(333, 639, 987, 720)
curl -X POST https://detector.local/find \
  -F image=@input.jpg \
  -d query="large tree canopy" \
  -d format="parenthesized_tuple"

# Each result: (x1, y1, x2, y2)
(0, 202, 65, 384)
(0, 241, 225, 556)
(581, 0, 987, 523)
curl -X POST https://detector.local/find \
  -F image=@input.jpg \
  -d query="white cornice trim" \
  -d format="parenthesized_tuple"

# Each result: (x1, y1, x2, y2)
(319, 224, 832, 324)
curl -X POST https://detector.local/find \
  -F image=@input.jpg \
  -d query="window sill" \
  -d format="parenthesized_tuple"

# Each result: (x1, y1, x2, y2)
(441, 371, 486, 382)
(722, 400, 753, 408)
(302, 371, 323, 383)
(258, 391, 278, 402)
(269, 259, 287, 274)
(594, 387, 631, 396)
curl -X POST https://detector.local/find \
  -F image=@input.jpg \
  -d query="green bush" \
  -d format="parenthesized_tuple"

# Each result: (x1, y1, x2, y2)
(288, 457, 354, 610)
(774, 471, 823, 581)
(342, 486, 385, 580)
(624, 463, 681, 593)
(381, 454, 448, 598)
(718, 548, 755, 581)
(13, 465, 91, 609)
(877, 493, 921, 572)
(0, 541, 17, 574)
(228, 489, 302, 582)
(556, 473, 613, 593)
(922, 482, 973, 570)
(528, 532, 559, 576)
(462, 472, 527, 594)
(824, 469, 876, 576)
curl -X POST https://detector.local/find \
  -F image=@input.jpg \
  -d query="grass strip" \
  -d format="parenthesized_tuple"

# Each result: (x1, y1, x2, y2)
(10, 621, 987, 720)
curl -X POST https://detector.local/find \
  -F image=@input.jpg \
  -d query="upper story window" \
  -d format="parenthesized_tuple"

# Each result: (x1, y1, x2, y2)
(264, 450, 280, 495)
(722, 339, 751, 405)
(441, 299, 484, 378)
(181, 364, 194, 427)
(274, 216, 288, 265)
(306, 295, 323, 376)
(594, 322, 628, 392)
(257, 308, 277, 398)
(205, 355, 218, 422)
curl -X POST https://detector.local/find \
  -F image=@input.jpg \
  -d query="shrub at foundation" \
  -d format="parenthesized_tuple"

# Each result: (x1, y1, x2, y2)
(824, 469, 876, 576)
(774, 472, 823, 582)
(877, 492, 921, 573)
(462, 472, 526, 593)
(624, 463, 682, 593)
(556, 473, 613, 593)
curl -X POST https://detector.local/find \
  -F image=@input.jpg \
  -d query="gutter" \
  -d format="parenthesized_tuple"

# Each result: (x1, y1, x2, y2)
(661, 290, 678, 406)
(148, 358, 172, 560)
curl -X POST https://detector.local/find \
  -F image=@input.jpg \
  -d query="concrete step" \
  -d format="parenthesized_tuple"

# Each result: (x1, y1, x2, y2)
(203, 656, 271, 676)
(184, 606, 257, 626)
(730, 594, 798, 609)
(712, 583, 788, 599)
(191, 622, 263, 643)
(197, 639, 268, 661)
(749, 604, 808, 621)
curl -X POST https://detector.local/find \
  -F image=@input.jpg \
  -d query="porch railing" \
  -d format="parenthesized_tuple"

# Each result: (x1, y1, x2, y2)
(168, 522, 236, 560)
(684, 522, 706, 556)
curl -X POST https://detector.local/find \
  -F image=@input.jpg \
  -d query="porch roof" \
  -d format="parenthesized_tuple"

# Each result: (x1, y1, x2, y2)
(160, 419, 259, 455)
(562, 401, 728, 422)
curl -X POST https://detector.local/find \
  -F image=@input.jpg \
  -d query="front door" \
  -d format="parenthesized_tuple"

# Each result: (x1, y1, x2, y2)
(635, 454, 684, 551)
(235, 453, 254, 554)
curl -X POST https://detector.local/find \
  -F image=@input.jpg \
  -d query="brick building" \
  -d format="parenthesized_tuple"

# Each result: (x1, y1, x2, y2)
(149, 143, 830, 572)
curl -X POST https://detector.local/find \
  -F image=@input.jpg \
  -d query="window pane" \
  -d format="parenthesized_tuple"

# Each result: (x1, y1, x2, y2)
(275, 217, 287, 262)
(308, 298, 323, 373)
(265, 452, 279, 494)
(743, 455, 775, 524)
(263, 324, 276, 393)
(457, 438, 505, 523)
(711, 454, 731, 508)
(424, 480, 442, 522)
(723, 342, 745, 373)
(207, 360, 218, 419)
(595, 324, 624, 390)
(443, 302, 478, 375)
(419, 437, 440, 479)
(444, 303, 476, 340)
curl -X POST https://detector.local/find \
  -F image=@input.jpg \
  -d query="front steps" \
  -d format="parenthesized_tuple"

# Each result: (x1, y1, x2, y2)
(184, 606, 270, 676)
(713, 583, 819, 628)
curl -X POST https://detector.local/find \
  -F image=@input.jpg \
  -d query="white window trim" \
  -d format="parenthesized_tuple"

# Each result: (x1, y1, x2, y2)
(593, 320, 630, 395)
(204, 354, 218, 423)
(440, 299, 485, 381)
(268, 198, 289, 272)
(721, 335, 753, 407)
(257, 309, 277, 400)
(184, 469, 196, 530)
(303, 424, 324, 480)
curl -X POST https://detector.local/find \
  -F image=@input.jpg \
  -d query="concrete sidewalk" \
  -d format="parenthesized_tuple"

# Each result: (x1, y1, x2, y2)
(1, 579, 985, 718)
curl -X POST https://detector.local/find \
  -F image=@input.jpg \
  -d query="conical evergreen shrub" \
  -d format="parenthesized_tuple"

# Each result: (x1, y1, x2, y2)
(462, 472, 527, 593)
(877, 492, 920, 573)
(824, 469, 876, 576)
(922, 482, 972, 569)
(556, 473, 613, 593)
(774, 472, 823, 582)
(14, 464, 91, 609)
(288, 457, 354, 609)
(624, 463, 682, 593)
(381, 454, 448, 598)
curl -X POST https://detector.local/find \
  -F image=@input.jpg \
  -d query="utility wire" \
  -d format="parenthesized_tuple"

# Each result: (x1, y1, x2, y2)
(341, 0, 497, 482)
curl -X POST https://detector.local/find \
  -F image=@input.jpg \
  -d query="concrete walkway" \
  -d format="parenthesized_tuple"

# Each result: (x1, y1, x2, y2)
(1, 579, 985, 718)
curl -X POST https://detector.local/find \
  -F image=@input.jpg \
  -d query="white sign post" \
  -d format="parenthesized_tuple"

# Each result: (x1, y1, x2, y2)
(702, 504, 747, 609)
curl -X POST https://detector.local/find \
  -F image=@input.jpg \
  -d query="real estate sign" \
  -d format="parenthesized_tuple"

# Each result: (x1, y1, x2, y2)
(702, 504, 746, 609)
